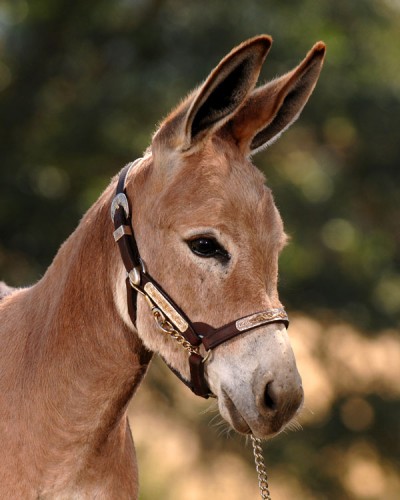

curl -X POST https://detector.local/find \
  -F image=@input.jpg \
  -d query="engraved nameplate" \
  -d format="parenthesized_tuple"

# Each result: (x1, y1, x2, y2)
(236, 308, 288, 332)
(144, 282, 189, 333)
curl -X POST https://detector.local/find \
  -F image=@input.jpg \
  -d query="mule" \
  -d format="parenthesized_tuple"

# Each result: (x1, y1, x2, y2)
(0, 35, 325, 498)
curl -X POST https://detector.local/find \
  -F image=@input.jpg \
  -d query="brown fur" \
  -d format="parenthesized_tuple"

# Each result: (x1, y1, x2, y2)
(0, 36, 325, 497)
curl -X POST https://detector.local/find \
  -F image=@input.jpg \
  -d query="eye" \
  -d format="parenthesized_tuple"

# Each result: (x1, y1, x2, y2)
(188, 237, 231, 260)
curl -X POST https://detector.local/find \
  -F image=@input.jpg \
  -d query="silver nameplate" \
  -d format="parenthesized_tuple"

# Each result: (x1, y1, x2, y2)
(144, 282, 189, 333)
(236, 308, 288, 332)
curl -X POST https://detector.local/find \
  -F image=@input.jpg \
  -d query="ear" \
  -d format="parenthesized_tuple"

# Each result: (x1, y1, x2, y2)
(153, 35, 272, 152)
(227, 42, 326, 155)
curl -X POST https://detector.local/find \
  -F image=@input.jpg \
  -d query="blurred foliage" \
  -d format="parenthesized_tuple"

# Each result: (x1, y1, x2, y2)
(0, 0, 399, 499)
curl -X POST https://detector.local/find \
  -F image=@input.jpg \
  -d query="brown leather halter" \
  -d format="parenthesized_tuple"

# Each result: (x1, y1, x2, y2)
(112, 158, 289, 398)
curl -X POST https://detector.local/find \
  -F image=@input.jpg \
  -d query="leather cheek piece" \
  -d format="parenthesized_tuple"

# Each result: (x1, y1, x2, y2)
(189, 353, 210, 397)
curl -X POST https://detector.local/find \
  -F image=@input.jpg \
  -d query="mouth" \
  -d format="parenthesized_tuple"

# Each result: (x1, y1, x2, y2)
(220, 390, 252, 435)
(219, 389, 297, 439)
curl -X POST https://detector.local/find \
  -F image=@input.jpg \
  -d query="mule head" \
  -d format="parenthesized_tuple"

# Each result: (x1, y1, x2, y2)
(121, 36, 325, 438)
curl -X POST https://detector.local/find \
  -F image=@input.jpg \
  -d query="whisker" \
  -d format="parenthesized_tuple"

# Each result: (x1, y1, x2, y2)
(217, 424, 234, 440)
(200, 401, 219, 416)
(286, 418, 303, 433)
(208, 413, 224, 427)
(300, 405, 314, 417)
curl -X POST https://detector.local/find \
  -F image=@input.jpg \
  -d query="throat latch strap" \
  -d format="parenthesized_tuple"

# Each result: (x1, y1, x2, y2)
(111, 159, 289, 399)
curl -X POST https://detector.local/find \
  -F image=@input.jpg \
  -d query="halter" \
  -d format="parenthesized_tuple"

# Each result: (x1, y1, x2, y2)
(111, 158, 289, 399)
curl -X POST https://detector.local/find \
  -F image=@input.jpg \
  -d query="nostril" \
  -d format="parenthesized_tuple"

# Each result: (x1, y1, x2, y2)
(264, 381, 277, 411)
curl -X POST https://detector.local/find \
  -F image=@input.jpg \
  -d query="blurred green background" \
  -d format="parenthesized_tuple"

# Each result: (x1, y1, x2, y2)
(0, 1, 399, 498)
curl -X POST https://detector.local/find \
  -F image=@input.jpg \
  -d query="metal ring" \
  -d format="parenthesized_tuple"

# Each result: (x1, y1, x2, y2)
(152, 308, 174, 334)
(202, 349, 212, 364)
(128, 267, 141, 287)
(139, 258, 147, 274)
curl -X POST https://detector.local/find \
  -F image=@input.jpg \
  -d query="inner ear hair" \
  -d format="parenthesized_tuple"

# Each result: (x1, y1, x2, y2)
(181, 35, 272, 150)
(251, 48, 325, 151)
(225, 41, 326, 156)
(190, 56, 258, 140)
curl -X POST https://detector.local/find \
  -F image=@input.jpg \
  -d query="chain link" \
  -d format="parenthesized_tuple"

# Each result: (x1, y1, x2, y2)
(251, 435, 272, 500)
(152, 308, 199, 356)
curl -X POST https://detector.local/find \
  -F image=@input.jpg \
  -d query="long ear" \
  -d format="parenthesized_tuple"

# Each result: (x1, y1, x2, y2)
(227, 42, 326, 155)
(153, 35, 272, 152)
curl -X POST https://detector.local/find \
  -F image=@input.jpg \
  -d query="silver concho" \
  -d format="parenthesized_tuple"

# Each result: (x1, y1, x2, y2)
(111, 193, 130, 222)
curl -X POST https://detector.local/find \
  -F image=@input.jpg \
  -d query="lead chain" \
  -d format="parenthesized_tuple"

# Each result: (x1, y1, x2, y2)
(251, 435, 272, 500)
